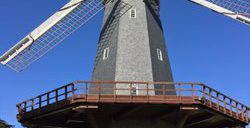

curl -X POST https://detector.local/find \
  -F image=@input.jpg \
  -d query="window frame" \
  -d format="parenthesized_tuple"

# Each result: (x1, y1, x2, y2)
(103, 47, 109, 60)
(131, 85, 138, 95)
(130, 9, 137, 18)
(157, 48, 163, 61)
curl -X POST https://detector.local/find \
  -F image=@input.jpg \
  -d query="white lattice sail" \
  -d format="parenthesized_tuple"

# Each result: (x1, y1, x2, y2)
(0, 0, 108, 72)
(190, 0, 250, 25)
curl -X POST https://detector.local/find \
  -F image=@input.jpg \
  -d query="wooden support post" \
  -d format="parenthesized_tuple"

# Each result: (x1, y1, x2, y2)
(47, 93, 50, 105)
(216, 93, 219, 111)
(17, 104, 22, 114)
(246, 108, 249, 123)
(147, 83, 149, 102)
(98, 86, 101, 102)
(71, 83, 75, 103)
(39, 96, 42, 108)
(230, 99, 233, 116)
(209, 89, 212, 107)
(24, 102, 27, 112)
(113, 83, 116, 102)
(65, 86, 68, 99)
(85, 83, 88, 102)
(203, 86, 206, 103)
(55, 90, 58, 103)
(223, 96, 226, 114)
(130, 82, 132, 102)
(178, 83, 181, 103)
(31, 99, 34, 110)
(191, 84, 194, 97)
(236, 103, 239, 119)
(163, 84, 166, 96)
(241, 106, 244, 121)
(177, 113, 189, 128)
(72, 83, 75, 96)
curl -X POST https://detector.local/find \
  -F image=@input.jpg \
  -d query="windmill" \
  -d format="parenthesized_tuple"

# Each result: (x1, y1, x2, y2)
(0, 0, 249, 72)
(0, 0, 249, 128)
(0, 0, 249, 94)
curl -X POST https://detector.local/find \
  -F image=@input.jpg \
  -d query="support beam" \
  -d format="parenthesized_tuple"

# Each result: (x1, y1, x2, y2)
(185, 112, 213, 127)
(113, 106, 140, 121)
(86, 112, 99, 128)
(185, 115, 222, 128)
(177, 113, 190, 128)
(72, 105, 99, 112)
(66, 112, 87, 125)
(152, 107, 179, 120)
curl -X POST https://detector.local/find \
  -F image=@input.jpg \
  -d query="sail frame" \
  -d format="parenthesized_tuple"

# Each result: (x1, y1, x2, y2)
(190, 0, 250, 25)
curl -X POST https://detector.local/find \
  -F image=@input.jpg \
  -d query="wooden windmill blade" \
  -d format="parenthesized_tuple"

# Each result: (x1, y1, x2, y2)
(190, 0, 250, 25)
(0, 0, 107, 72)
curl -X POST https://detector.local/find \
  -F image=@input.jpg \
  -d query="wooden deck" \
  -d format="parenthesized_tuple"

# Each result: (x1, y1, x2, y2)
(16, 81, 249, 128)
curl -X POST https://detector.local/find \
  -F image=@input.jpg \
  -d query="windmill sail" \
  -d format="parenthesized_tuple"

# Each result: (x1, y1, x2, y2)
(0, 0, 108, 72)
(190, 0, 250, 25)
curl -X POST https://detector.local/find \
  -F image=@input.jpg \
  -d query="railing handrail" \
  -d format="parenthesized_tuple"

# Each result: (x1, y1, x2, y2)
(75, 80, 204, 85)
(17, 81, 249, 109)
(17, 81, 204, 105)
(16, 81, 250, 123)
(17, 82, 74, 106)
(201, 83, 248, 110)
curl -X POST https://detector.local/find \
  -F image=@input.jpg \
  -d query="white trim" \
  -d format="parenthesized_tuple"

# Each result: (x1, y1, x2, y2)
(130, 9, 137, 18)
(0, 0, 84, 65)
(0, 35, 33, 65)
(157, 48, 163, 61)
(103, 47, 109, 60)
(190, 0, 250, 25)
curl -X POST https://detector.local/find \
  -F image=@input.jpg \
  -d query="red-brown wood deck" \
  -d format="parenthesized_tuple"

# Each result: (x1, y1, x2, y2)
(16, 81, 249, 127)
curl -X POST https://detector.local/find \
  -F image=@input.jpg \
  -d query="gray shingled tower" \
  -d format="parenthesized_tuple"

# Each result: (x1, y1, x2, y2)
(92, 0, 174, 95)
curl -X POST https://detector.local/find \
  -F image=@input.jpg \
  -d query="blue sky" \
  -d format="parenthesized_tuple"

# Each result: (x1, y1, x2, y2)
(0, 0, 249, 127)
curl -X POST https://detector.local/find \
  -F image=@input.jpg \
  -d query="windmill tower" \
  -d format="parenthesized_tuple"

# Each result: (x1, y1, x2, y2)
(0, 0, 249, 128)
(92, 0, 174, 95)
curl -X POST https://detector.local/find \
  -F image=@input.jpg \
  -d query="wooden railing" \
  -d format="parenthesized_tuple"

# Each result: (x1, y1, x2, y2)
(16, 81, 249, 123)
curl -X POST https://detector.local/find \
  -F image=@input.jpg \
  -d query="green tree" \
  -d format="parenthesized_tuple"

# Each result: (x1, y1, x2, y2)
(0, 119, 13, 128)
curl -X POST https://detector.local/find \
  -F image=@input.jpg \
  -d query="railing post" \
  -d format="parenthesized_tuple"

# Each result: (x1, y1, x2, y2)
(114, 83, 117, 102)
(191, 84, 194, 97)
(246, 108, 249, 123)
(56, 90, 58, 103)
(85, 83, 88, 101)
(39, 96, 42, 108)
(162, 83, 166, 102)
(71, 83, 75, 103)
(24, 102, 27, 112)
(230, 99, 233, 116)
(98, 85, 101, 102)
(130, 82, 132, 102)
(147, 83, 149, 102)
(47, 93, 50, 105)
(216, 93, 219, 111)
(223, 96, 226, 114)
(241, 106, 244, 121)
(236, 103, 239, 119)
(65, 86, 68, 99)
(178, 83, 181, 103)
(209, 89, 212, 107)
(163, 83, 166, 96)
(72, 83, 75, 96)
(17, 104, 22, 114)
(31, 99, 34, 110)
(203, 85, 206, 101)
